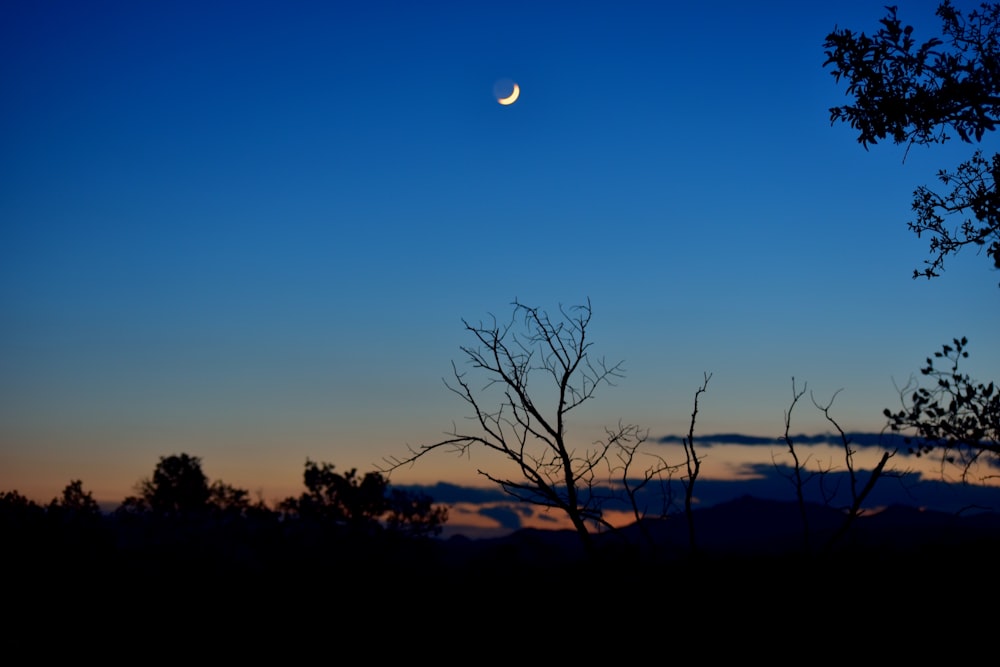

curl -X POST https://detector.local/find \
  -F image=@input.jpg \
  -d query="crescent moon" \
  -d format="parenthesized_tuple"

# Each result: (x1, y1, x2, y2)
(497, 83, 520, 105)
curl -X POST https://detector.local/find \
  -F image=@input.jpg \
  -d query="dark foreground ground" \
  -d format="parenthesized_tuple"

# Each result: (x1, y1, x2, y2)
(7, 495, 999, 649)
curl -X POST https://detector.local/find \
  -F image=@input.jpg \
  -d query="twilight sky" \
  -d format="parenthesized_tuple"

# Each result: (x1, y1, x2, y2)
(2, 0, 998, 510)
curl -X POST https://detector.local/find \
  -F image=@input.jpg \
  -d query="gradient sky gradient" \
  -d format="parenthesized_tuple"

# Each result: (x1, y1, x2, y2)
(2, 0, 998, 510)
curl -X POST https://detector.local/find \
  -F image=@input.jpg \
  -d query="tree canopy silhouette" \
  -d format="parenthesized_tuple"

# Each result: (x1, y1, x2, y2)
(48, 479, 101, 519)
(137, 453, 212, 517)
(281, 459, 447, 538)
(824, 1, 1000, 281)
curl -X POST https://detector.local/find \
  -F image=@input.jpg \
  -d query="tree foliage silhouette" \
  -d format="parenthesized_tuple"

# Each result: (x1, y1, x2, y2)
(824, 1, 1000, 281)
(281, 460, 447, 538)
(0, 490, 44, 530)
(885, 336, 999, 480)
(380, 299, 665, 555)
(48, 479, 101, 519)
(385, 487, 450, 539)
(138, 453, 211, 518)
(207, 480, 253, 516)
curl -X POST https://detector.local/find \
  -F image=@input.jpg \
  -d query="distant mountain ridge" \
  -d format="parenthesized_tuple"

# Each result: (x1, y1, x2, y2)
(437, 495, 1000, 566)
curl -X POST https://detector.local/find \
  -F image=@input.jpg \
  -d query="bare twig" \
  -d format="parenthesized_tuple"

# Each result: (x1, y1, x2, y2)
(681, 373, 711, 556)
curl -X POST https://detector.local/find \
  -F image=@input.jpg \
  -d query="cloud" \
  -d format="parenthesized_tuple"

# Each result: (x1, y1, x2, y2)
(655, 431, 1000, 473)
(394, 461, 1000, 526)
(397, 482, 510, 504)
(655, 431, 915, 447)
(477, 505, 523, 531)
(670, 464, 1000, 514)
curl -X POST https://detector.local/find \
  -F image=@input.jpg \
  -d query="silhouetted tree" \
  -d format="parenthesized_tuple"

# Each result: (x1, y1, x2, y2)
(281, 460, 447, 538)
(824, 1, 1000, 281)
(0, 490, 45, 529)
(282, 460, 386, 532)
(779, 380, 901, 555)
(812, 391, 896, 551)
(385, 487, 449, 539)
(779, 378, 815, 552)
(380, 299, 661, 556)
(118, 454, 262, 523)
(208, 480, 251, 516)
(885, 336, 999, 480)
(0, 491, 48, 569)
(137, 453, 211, 518)
(108, 454, 287, 582)
(42, 480, 111, 569)
(612, 425, 684, 561)
(47, 479, 104, 538)
(48, 479, 101, 519)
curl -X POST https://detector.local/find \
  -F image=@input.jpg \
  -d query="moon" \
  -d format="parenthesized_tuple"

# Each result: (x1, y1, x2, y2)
(497, 82, 520, 106)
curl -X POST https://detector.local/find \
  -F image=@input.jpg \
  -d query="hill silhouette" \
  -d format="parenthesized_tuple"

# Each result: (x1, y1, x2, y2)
(437, 494, 1000, 566)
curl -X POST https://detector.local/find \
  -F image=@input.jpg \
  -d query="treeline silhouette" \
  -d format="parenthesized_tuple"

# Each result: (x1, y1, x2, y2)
(6, 453, 1000, 638)
(1, 454, 453, 593)
(7, 452, 1000, 583)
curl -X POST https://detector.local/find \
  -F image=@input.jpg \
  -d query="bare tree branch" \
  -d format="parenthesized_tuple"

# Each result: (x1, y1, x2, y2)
(378, 299, 653, 556)
(812, 390, 897, 551)
(778, 377, 815, 553)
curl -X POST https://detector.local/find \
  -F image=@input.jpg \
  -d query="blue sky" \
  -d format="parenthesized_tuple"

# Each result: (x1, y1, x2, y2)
(2, 0, 998, 512)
